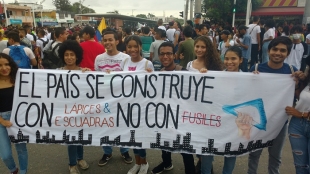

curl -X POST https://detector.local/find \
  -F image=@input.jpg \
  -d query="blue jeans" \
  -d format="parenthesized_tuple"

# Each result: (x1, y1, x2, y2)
(241, 58, 248, 72)
(248, 123, 287, 174)
(102, 146, 129, 155)
(133, 149, 146, 158)
(201, 156, 236, 174)
(288, 116, 310, 174)
(68, 145, 83, 166)
(0, 111, 28, 174)
(262, 41, 271, 64)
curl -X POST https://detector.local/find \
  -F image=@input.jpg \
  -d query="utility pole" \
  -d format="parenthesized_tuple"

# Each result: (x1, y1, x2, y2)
(185, 0, 189, 21)
(190, 0, 193, 20)
(2, 0, 9, 26)
(194, 0, 202, 24)
(232, 0, 236, 28)
(39, 0, 45, 27)
(302, 0, 310, 24)
(79, 0, 85, 25)
(245, 0, 252, 26)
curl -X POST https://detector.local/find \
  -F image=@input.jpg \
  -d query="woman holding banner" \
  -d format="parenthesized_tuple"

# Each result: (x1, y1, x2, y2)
(0, 53, 27, 174)
(200, 46, 245, 174)
(286, 57, 310, 174)
(122, 35, 154, 174)
(57, 40, 91, 174)
(186, 36, 223, 174)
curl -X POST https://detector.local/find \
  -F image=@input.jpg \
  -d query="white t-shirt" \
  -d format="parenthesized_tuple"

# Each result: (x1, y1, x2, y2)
(247, 24, 261, 44)
(233, 35, 243, 46)
(36, 37, 48, 58)
(166, 28, 176, 42)
(94, 52, 130, 72)
(0, 40, 7, 53)
(3, 45, 35, 60)
(306, 34, 310, 42)
(284, 43, 304, 70)
(26, 34, 34, 41)
(218, 40, 234, 56)
(149, 40, 165, 62)
(186, 61, 200, 72)
(158, 26, 166, 31)
(295, 86, 310, 112)
(121, 58, 154, 71)
(263, 28, 275, 41)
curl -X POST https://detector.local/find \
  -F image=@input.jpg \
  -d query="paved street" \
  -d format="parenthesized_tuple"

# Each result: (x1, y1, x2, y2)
(0, 136, 295, 174)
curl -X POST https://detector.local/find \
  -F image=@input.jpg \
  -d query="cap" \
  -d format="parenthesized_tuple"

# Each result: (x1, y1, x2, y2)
(220, 30, 230, 35)
(238, 25, 249, 31)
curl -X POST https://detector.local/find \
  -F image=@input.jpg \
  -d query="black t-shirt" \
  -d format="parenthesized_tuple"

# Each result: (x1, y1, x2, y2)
(0, 86, 14, 112)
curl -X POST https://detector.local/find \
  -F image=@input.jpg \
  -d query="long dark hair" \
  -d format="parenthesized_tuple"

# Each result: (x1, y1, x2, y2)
(0, 53, 18, 84)
(194, 36, 223, 71)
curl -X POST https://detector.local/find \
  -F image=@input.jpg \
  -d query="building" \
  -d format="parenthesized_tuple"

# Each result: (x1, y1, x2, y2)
(57, 10, 75, 27)
(251, 0, 305, 23)
(0, 3, 34, 26)
(33, 9, 57, 27)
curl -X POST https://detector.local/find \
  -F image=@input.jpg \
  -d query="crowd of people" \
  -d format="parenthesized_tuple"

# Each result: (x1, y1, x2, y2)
(0, 16, 310, 174)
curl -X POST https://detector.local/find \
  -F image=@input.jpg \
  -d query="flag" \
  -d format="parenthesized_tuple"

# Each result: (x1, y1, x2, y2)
(98, 18, 106, 34)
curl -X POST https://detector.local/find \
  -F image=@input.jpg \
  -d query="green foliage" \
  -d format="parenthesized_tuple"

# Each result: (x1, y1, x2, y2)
(202, 0, 263, 22)
(174, 18, 184, 25)
(136, 14, 147, 19)
(52, 0, 72, 11)
(52, 0, 96, 13)
(107, 10, 119, 14)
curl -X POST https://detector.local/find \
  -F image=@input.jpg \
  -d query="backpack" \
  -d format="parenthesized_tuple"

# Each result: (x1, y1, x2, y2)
(39, 39, 49, 47)
(8, 45, 31, 69)
(42, 42, 63, 69)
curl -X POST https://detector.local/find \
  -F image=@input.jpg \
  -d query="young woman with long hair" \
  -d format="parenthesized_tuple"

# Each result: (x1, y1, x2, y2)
(122, 35, 154, 174)
(0, 53, 27, 174)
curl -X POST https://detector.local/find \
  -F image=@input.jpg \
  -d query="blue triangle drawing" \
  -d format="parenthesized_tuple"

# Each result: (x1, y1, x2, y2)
(222, 98, 267, 131)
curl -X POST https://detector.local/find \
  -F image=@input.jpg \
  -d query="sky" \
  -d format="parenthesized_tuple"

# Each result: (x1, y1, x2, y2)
(9, 0, 185, 17)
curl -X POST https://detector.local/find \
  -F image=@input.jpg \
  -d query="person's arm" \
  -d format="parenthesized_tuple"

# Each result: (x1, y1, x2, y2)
(26, 48, 37, 66)
(149, 52, 154, 62)
(175, 41, 184, 59)
(0, 116, 12, 127)
(307, 38, 310, 44)
(238, 37, 250, 50)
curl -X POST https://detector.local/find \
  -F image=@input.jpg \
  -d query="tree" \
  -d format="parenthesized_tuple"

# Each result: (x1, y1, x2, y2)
(71, 2, 95, 14)
(136, 14, 147, 19)
(52, 0, 72, 11)
(107, 10, 119, 14)
(202, 0, 263, 22)
(147, 13, 155, 18)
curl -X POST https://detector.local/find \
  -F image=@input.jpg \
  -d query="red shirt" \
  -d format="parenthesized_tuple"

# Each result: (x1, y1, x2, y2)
(80, 41, 105, 70)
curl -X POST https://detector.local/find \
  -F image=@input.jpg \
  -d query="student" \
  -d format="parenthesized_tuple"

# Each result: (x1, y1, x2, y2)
(188, 36, 223, 72)
(140, 26, 153, 60)
(149, 28, 165, 71)
(200, 46, 243, 174)
(248, 36, 305, 174)
(95, 30, 133, 166)
(236, 25, 251, 72)
(57, 40, 90, 174)
(151, 42, 196, 174)
(262, 19, 275, 63)
(176, 26, 195, 68)
(218, 30, 234, 61)
(0, 53, 28, 174)
(286, 56, 310, 174)
(80, 26, 105, 70)
(2, 31, 37, 69)
(122, 35, 154, 174)
(247, 16, 261, 67)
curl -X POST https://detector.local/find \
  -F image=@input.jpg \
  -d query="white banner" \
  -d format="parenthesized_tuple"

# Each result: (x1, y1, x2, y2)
(8, 69, 295, 156)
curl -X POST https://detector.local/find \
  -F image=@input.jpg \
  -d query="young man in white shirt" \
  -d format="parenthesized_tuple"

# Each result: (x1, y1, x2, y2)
(95, 29, 133, 166)
(36, 29, 49, 59)
(3, 31, 37, 68)
(166, 22, 176, 42)
(247, 16, 261, 67)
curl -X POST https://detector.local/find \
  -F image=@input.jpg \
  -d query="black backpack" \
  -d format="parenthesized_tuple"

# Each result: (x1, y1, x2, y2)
(42, 41, 63, 69)
(39, 39, 49, 47)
